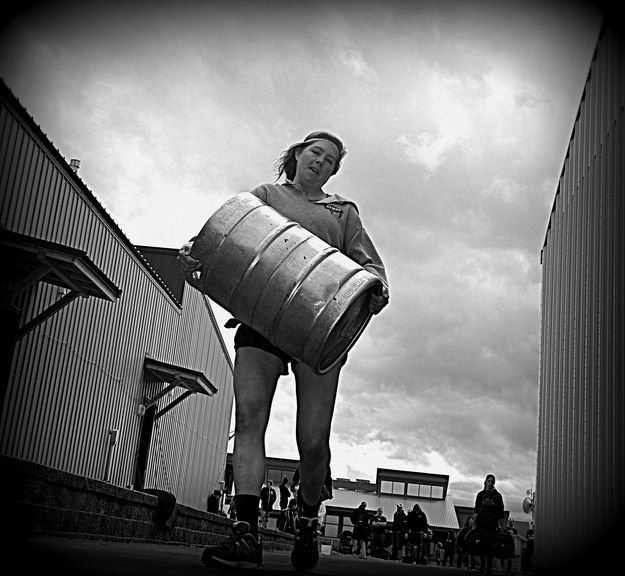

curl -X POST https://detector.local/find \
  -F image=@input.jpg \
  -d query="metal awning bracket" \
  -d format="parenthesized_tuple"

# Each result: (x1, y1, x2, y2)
(144, 382, 178, 409)
(154, 390, 193, 421)
(0, 261, 52, 309)
(16, 289, 80, 340)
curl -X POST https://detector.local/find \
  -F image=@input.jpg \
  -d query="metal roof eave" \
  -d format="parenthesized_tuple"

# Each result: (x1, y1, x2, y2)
(1, 229, 122, 339)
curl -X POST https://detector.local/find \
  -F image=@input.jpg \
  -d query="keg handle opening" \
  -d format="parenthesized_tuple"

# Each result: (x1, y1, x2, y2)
(185, 269, 204, 293)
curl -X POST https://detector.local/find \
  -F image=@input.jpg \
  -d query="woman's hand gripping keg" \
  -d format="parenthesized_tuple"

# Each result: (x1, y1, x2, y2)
(369, 284, 389, 315)
(177, 240, 203, 288)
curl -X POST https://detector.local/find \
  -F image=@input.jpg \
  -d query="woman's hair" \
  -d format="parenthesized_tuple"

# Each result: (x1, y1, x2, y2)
(274, 131, 347, 182)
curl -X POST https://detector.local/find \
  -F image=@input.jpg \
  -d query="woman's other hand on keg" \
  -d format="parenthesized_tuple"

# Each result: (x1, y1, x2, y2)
(177, 241, 201, 275)
(369, 284, 389, 315)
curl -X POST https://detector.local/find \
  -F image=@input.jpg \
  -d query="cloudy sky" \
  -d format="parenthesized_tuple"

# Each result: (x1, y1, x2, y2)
(0, 0, 604, 518)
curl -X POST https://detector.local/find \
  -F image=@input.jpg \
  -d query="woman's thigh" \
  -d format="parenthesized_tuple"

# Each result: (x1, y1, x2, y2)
(233, 347, 283, 430)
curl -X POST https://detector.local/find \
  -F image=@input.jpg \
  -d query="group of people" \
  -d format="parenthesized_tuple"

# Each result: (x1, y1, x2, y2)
(440, 474, 533, 575)
(348, 501, 431, 563)
(259, 470, 332, 534)
(343, 474, 533, 574)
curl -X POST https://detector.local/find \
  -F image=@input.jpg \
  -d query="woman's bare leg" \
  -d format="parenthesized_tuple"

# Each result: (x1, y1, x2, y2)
(292, 361, 341, 507)
(232, 347, 283, 495)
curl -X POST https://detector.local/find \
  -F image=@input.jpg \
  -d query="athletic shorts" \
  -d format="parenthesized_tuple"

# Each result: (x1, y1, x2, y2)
(234, 324, 293, 375)
(233, 323, 348, 375)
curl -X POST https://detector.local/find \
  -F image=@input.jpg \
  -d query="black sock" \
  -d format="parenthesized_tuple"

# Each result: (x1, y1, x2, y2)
(234, 494, 260, 537)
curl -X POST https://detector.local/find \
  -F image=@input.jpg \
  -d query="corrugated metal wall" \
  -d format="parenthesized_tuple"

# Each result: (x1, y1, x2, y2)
(0, 81, 235, 511)
(537, 24, 624, 571)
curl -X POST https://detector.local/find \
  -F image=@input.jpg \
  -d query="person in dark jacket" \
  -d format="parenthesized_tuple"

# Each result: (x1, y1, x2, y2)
(520, 522, 534, 574)
(350, 501, 371, 558)
(277, 476, 291, 531)
(206, 489, 221, 514)
(391, 503, 407, 560)
(405, 503, 428, 563)
(457, 516, 477, 569)
(473, 474, 505, 575)
(259, 480, 276, 528)
(370, 507, 388, 558)
(442, 529, 456, 566)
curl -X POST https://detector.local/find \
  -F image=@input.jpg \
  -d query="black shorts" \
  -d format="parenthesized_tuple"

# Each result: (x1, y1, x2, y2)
(233, 323, 348, 376)
(234, 324, 293, 375)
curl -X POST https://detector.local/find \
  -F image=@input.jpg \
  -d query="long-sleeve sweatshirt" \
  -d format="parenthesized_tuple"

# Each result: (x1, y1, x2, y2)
(250, 182, 389, 290)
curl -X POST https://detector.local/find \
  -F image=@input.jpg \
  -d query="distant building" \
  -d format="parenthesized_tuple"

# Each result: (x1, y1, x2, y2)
(226, 454, 463, 541)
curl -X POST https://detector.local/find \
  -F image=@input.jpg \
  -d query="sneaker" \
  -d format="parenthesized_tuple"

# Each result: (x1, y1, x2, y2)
(290, 514, 319, 572)
(201, 521, 263, 569)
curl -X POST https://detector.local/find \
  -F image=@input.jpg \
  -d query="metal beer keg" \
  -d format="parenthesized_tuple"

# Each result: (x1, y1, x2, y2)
(187, 192, 381, 374)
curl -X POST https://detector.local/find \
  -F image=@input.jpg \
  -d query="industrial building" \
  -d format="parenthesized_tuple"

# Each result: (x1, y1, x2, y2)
(0, 78, 234, 512)
(536, 22, 624, 573)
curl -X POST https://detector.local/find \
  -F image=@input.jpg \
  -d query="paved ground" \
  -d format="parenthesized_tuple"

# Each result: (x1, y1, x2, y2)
(19, 535, 531, 576)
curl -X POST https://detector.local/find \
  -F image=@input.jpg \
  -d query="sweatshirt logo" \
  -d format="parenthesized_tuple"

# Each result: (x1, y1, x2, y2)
(324, 204, 343, 218)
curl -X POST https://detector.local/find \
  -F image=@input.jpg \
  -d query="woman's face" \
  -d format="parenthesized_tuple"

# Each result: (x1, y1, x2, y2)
(293, 139, 339, 189)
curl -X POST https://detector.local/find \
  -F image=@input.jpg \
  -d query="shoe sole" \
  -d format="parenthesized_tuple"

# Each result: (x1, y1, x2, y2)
(202, 549, 262, 570)
(204, 555, 263, 570)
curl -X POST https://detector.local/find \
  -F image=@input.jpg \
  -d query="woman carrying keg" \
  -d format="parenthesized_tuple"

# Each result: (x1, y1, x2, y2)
(177, 131, 389, 572)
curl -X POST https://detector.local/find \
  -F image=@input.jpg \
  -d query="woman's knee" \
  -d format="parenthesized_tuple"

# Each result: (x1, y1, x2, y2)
(297, 440, 330, 463)
(235, 407, 269, 436)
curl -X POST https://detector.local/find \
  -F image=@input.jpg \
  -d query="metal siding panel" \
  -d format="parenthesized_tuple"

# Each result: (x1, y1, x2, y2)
(30, 156, 54, 236)
(11, 136, 34, 230)
(10, 287, 54, 456)
(0, 106, 12, 201)
(22, 144, 46, 232)
(0, 115, 26, 225)
(24, 294, 61, 461)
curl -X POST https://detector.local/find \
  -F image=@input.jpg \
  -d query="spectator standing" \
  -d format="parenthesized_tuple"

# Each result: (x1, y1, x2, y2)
(206, 489, 221, 514)
(391, 503, 407, 560)
(473, 474, 505, 575)
(317, 500, 326, 535)
(350, 501, 371, 558)
(404, 503, 429, 564)
(277, 476, 291, 531)
(370, 507, 388, 558)
(442, 529, 456, 566)
(434, 541, 444, 564)
(279, 476, 291, 509)
(260, 480, 276, 528)
(520, 521, 534, 574)
(284, 498, 299, 535)
(227, 498, 237, 521)
(499, 518, 518, 574)
(424, 529, 433, 563)
(457, 516, 477, 569)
